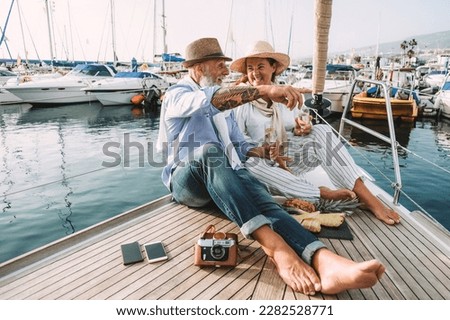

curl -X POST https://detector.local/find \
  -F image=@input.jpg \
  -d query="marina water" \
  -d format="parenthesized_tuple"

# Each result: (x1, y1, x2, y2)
(1, 103, 449, 263)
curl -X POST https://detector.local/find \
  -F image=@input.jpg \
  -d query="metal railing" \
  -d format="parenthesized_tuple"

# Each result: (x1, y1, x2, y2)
(339, 78, 402, 204)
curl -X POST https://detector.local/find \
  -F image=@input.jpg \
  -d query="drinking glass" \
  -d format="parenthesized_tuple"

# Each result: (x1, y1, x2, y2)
(297, 106, 310, 126)
(264, 122, 277, 160)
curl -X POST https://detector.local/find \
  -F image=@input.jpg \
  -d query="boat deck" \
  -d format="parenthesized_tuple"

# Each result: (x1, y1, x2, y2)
(0, 194, 449, 300)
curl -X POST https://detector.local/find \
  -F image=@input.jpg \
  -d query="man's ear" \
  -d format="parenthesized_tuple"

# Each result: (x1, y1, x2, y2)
(193, 63, 203, 74)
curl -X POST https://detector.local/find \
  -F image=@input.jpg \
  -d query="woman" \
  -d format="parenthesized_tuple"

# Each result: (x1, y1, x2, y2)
(231, 41, 400, 225)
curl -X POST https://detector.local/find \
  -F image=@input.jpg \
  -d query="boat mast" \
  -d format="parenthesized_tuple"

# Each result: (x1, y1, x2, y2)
(44, 0, 54, 68)
(224, 0, 235, 58)
(304, 0, 333, 114)
(161, 0, 167, 54)
(287, 6, 294, 56)
(152, 0, 157, 62)
(16, 0, 29, 65)
(67, 1, 75, 62)
(110, 0, 118, 65)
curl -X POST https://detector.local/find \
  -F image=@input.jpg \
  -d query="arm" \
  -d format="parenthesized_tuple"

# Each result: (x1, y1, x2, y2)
(211, 85, 310, 111)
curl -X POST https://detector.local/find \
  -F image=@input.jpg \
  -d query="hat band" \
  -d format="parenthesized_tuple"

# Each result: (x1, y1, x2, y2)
(203, 52, 226, 58)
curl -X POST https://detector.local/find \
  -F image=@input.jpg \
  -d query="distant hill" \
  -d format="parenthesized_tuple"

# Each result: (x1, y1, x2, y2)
(342, 30, 450, 56)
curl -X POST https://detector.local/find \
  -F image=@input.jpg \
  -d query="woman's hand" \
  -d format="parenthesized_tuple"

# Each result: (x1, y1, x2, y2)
(247, 143, 292, 172)
(293, 117, 312, 136)
(268, 142, 292, 172)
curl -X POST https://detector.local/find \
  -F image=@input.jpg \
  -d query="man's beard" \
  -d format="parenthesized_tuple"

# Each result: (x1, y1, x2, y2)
(199, 65, 220, 87)
(199, 75, 216, 87)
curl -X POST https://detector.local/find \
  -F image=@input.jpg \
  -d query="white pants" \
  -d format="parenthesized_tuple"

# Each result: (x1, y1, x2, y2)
(245, 125, 362, 201)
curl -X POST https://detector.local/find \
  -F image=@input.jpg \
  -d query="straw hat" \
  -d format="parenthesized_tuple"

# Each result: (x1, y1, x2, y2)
(183, 38, 232, 68)
(230, 41, 290, 76)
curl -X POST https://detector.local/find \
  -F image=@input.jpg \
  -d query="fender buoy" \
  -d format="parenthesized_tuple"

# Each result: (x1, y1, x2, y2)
(131, 93, 145, 105)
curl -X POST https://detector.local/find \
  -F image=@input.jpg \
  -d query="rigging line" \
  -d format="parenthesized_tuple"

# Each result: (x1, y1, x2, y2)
(3, 166, 110, 198)
(134, 0, 152, 59)
(0, 0, 15, 47)
(0, 26, 13, 60)
(20, 3, 42, 62)
(224, 0, 234, 55)
(96, 3, 110, 62)
(314, 110, 437, 217)
(310, 109, 395, 185)
(398, 144, 450, 175)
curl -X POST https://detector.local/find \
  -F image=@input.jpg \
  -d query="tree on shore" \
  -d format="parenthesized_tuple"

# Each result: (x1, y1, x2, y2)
(400, 39, 418, 66)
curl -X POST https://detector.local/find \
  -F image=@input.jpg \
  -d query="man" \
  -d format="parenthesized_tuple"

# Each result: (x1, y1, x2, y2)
(157, 37, 385, 295)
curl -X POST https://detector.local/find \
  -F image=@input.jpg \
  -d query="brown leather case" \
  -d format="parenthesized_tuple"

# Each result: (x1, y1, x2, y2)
(194, 225, 238, 267)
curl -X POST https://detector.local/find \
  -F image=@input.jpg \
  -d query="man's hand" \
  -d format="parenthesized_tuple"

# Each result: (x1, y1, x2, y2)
(264, 86, 312, 110)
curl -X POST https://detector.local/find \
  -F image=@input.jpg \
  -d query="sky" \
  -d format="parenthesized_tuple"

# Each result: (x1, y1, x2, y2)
(0, 0, 449, 64)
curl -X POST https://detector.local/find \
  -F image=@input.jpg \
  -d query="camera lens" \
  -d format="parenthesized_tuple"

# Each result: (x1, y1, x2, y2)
(210, 244, 226, 260)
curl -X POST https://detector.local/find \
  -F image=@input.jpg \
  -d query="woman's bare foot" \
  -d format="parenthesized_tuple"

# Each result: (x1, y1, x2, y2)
(320, 186, 356, 201)
(369, 204, 400, 225)
(353, 178, 400, 225)
(312, 248, 385, 295)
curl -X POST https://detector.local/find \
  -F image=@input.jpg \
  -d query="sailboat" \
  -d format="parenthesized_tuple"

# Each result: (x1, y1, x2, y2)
(0, 0, 448, 304)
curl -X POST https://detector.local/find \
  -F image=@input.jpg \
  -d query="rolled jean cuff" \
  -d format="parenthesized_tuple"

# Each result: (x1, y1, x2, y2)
(301, 240, 327, 265)
(240, 214, 273, 239)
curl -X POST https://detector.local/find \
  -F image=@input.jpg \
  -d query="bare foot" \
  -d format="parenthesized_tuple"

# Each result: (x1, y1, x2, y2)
(320, 186, 356, 201)
(370, 205, 401, 225)
(313, 249, 385, 295)
(353, 178, 400, 225)
(252, 225, 322, 295)
(270, 250, 322, 295)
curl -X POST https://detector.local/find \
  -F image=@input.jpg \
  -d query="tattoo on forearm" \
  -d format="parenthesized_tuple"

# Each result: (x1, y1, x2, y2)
(211, 86, 260, 110)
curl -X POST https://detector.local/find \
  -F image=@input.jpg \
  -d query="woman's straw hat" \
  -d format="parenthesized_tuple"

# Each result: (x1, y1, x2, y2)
(183, 38, 232, 68)
(230, 41, 290, 76)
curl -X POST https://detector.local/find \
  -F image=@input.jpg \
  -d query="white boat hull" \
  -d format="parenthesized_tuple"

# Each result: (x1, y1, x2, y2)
(0, 88, 22, 105)
(5, 85, 98, 104)
(436, 92, 450, 118)
(83, 73, 169, 106)
(2, 64, 116, 106)
(94, 90, 143, 106)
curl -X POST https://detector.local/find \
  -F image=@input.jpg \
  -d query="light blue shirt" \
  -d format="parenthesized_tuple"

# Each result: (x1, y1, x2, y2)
(158, 76, 255, 189)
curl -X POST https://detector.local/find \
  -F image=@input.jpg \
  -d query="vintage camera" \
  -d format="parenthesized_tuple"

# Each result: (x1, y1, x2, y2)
(194, 227, 238, 267)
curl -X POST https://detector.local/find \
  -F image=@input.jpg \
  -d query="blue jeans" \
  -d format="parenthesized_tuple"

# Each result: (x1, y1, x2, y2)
(170, 143, 326, 264)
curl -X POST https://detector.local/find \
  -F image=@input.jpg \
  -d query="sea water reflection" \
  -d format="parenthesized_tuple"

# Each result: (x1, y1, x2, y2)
(330, 116, 450, 232)
(0, 103, 168, 263)
(1, 103, 449, 263)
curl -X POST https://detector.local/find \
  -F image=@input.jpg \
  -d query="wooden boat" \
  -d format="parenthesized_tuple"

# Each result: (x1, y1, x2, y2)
(351, 91, 419, 122)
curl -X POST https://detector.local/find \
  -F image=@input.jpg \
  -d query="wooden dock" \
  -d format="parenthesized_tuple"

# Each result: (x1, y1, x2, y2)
(0, 194, 449, 300)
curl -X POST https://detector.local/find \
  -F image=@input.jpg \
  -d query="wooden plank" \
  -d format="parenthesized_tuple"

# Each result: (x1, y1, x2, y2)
(92, 212, 231, 300)
(211, 248, 267, 300)
(0, 195, 173, 280)
(360, 209, 449, 299)
(0, 200, 181, 298)
(28, 204, 206, 299)
(251, 256, 287, 300)
(409, 210, 450, 255)
(349, 209, 431, 299)
(1, 197, 449, 301)
(343, 216, 404, 299)
(192, 246, 265, 300)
